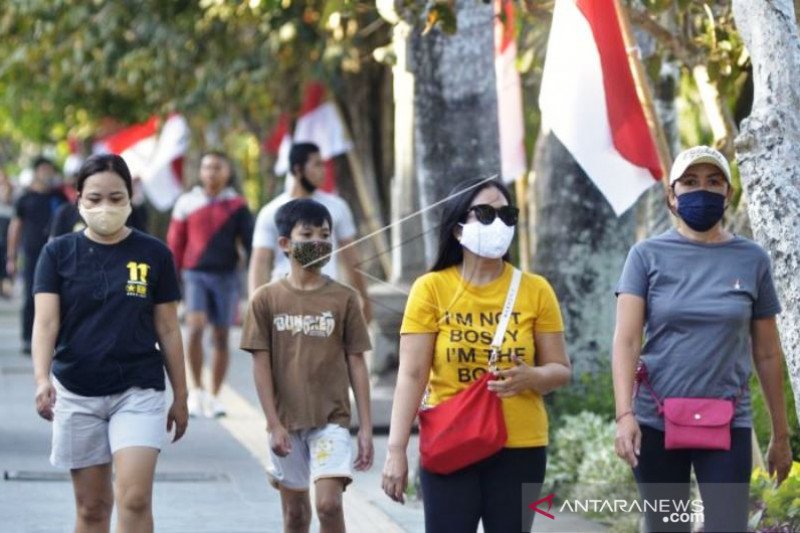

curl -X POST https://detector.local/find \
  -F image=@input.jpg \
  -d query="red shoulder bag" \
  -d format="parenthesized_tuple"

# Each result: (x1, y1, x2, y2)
(418, 268, 522, 474)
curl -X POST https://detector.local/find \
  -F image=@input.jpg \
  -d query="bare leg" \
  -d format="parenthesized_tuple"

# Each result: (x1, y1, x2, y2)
(315, 478, 346, 533)
(185, 312, 207, 390)
(71, 463, 114, 533)
(210, 325, 230, 396)
(113, 446, 159, 533)
(280, 488, 312, 533)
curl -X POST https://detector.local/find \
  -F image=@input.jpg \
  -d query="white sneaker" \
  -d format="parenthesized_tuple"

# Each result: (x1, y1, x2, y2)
(206, 395, 226, 418)
(188, 389, 206, 418)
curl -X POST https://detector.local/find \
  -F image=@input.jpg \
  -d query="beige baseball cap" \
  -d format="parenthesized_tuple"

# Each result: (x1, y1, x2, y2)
(669, 145, 731, 185)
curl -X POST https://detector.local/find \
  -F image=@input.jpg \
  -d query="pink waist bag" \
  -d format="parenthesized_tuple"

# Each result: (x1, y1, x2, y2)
(661, 397, 734, 450)
(636, 363, 737, 451)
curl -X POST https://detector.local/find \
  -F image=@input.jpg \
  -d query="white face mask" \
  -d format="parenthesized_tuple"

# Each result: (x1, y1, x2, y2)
(459, 218, 516, 259)
(79, 203, 132, 236)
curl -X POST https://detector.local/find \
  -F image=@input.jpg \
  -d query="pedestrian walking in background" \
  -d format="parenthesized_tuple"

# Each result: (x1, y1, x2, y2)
(612, 146, 793, 532)
(381, 178, 571, 533)
(32, 154, 188, 533)
(241, 198, 373, 533)
(6, 156, 67, 353)
(0, 168, 14, 298)
(167, 150, 254, 417)
(248, 142, 372, 323)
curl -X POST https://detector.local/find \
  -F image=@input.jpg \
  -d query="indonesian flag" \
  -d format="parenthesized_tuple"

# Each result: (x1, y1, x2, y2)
(495, 0, 527, 182)
(267, 82, 352, 192)
(95, 114, 188, 211)
(539, 0, 662, 215)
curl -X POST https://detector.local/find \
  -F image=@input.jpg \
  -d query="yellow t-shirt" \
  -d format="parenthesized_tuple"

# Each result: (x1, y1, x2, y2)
(401, 263, 564, 447)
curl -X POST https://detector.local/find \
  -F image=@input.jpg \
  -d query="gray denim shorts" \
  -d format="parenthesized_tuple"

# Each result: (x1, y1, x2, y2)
(50, 378, 167, 470)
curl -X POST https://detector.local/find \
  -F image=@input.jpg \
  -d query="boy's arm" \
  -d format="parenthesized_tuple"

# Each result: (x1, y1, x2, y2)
(251, 349, 291, 456)
(347, 352, 373, 470)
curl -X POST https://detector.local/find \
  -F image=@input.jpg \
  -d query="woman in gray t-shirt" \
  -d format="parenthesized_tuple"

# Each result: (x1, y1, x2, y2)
(612, 146, 792, 533)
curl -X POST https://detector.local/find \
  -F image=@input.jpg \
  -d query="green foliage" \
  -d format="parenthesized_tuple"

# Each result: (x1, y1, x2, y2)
(547, 411, 639, 532)
(750, 462, 800, 531)
(0, 0, 390, 218)
(547, 411, 610, 490)
(0, 0, 387, 143)
(547, 359, 616, 427)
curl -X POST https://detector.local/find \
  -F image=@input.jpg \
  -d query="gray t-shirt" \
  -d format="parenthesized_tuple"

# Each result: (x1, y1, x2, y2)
(616, 229, 781, 430)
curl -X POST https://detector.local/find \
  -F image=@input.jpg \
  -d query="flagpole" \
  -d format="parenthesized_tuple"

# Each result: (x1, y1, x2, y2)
(612, 0, 672, 190)
(515, 173, 530, 272)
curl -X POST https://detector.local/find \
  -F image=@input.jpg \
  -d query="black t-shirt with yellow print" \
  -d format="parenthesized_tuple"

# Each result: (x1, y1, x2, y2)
(33, 229, 181, 396)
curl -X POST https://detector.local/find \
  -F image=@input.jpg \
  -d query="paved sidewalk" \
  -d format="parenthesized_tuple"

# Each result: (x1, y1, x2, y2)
(0, 292, 603, 533)
(0, 297, 419, 533)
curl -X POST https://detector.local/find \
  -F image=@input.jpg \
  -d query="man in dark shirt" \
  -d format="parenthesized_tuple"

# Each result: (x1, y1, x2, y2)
(6, 156, 67, 353)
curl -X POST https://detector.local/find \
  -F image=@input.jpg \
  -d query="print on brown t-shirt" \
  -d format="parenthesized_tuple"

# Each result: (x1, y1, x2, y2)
(240, 277, 372, 431)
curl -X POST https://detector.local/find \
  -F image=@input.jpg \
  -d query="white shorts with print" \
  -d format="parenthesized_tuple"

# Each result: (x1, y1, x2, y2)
(267, 423, 353, 491)
(51, 378, 167, 470)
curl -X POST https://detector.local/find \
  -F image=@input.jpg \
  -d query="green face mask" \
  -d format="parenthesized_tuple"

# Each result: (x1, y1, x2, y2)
(291, 240, 332, 269)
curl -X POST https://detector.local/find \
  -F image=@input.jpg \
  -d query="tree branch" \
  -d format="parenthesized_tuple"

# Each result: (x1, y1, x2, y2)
(519, 1, 553, 21)
(626, 8, 701, 66)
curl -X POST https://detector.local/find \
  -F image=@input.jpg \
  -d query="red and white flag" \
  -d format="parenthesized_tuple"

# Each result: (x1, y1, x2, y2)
(539, 0, 662, 215)
(268, 82, 351, 192)
(95, 114, 188, 211)
(495, 0, 527, 182)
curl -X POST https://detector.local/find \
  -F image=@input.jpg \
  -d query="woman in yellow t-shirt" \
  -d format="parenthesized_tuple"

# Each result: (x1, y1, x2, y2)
(381, 178, 572, 533)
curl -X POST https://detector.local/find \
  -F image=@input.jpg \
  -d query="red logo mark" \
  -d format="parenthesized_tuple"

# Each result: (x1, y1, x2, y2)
(528, 493, 556, 520)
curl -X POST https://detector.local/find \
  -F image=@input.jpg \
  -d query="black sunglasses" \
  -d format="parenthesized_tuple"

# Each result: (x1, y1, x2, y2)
(466, 204, 519, 226)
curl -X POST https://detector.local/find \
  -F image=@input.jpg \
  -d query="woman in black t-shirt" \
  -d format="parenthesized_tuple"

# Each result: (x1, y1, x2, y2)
(31, 154, 188, 533)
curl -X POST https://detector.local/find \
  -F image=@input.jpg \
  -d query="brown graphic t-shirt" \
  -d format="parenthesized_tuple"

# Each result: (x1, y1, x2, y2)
(240, 277, 372, 431)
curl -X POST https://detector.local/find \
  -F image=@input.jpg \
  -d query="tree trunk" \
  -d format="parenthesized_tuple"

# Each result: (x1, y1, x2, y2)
(732, 0, 800, 422)
(530, 132, 636, 375)
(336, 63, 391, 280)
(369, 0, 500, 379)
(410, 0, 501, 266)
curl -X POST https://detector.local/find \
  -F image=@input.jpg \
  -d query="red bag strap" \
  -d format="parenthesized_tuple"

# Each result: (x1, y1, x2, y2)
(634, 362, 664, 414)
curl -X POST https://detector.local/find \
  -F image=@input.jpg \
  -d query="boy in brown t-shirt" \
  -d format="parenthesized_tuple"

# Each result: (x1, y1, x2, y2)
(240, 198, 372, 533)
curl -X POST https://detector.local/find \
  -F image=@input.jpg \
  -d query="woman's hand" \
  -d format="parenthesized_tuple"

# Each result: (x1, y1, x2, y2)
(34, 380, 56, 421)
(766, 434, 792, 485)
(167, 397, 188, 442)
(381, 446, 409, 504)
(614, 413, 641, 468)
(487, 356, 536, 397)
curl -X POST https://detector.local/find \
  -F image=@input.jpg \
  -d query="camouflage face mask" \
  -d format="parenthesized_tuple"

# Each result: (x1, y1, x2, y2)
(291, 240, 333, 269)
